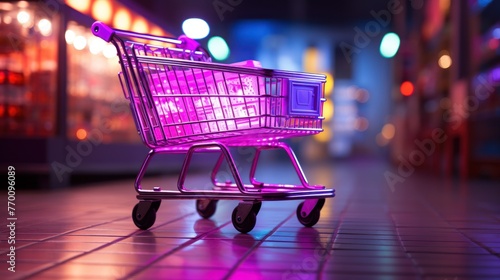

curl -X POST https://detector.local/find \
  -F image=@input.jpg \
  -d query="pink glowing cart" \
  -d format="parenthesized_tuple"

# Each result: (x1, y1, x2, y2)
(91, 21, 335, 233)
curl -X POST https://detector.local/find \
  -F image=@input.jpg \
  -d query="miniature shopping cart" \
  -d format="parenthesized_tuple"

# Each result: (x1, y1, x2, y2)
(91, 21, 335, 233)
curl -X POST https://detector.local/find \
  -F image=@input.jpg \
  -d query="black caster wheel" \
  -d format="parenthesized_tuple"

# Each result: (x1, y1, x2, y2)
(232, 206, 257, 234)
(152, 200, 161, 212)
(132, 203, 156, 230)
(252, 201, 262, 215)
(196, 199, 218, 219)
(296, 201, 320, 227)
(316, 198, 325, 210)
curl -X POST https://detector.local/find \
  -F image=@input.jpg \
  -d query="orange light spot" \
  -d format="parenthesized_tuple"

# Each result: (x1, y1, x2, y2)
(381, 123, 395, 140)
(150, 26, 164, 37)
(66, 0, 91, 14)
(113, 8, 131, 30)
(313, 126, 332, 143)
(131, 18, 148, 34)
(92, 0, 112, 23)
(400, 81, 414, 96)
(76, 128, 87, 140)
(354, 117, 369, 131)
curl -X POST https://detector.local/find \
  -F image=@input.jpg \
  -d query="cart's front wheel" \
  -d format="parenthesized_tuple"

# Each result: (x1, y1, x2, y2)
(296, 201, 320, 227)
(252, 201, 262, 215)
(152, 200, 161, 212)
(196, 199, 218, 219)
(232, 206, 256, 234)
(316, 198, 326, 210)
(132, 203, 156, 230)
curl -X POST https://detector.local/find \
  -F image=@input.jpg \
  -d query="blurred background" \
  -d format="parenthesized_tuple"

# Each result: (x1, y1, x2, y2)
(0, 0, 499, 188)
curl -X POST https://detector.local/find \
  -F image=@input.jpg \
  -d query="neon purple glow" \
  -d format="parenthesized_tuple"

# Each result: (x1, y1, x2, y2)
(138, 58, 325, 148)
(493, 27, 500, 39)
(490, 67, 500, 84)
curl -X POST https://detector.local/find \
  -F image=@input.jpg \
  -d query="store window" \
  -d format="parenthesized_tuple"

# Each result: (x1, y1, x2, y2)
(66, 20, 139, 143)
(0, 1, 58, 137)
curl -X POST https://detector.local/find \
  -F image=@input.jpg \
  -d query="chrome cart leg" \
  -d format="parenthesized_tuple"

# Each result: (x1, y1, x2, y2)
(133, 149, 162, 230)
(276, 142, 311, 188)
(210, 153, 231, 188)
(135, 149, 155, 193)
(249, 147, 264, 188)
(249, 143, 324, 190)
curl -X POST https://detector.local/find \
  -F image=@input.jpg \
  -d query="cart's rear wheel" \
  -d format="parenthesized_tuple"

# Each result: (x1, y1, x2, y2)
(132, 203, 156, 230)
(196, 199, 218, 219)
(232, 206, 256, 234)
(296, 202, 320, 227)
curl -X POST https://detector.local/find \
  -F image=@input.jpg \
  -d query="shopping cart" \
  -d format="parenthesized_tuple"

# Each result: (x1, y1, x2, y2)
(91, 21, 335, 233)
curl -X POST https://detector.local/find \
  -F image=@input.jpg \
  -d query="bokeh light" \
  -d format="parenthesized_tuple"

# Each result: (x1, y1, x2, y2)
(323, 100, 334, 121)
(303, 48, 319, 72)
(89, 37, 105, 54)
(380, 32, 400, 58)
(182, 18, 210, 39)
(150, 26, 164, 37)
(313, 126, 332, 143)
(131, 18, 148, 34)
(16, 10, 29, 24)
(73, 35, 87, 50)
(92, 0, 112, 23)
(66, 0, 90, 13)
(355, 88, 370, 103)
(354, 117, 369, 131)
(438, 53, 452, 69)
(381, 123, 395, 140)
(113, 9, 131, 30)
(493, 27, 500, 39)
(76, 128, 87, 140)
(3, 15, 12, 24)
(103, 44, 117, 58)
(400, 81, 414, 96)
(65, 29, 76, 44)
(37, 18, 52, 36)
(208, 36, 229, 60)
(322, 72, 334, 96)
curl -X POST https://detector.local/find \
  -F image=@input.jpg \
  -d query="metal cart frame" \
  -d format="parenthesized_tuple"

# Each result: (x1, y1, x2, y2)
(91, 21, 335, 233)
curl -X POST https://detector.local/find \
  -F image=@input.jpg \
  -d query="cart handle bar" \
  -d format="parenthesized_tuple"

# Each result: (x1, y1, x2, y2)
(91, 21, 326, 81)
(92, 21, 182, 45)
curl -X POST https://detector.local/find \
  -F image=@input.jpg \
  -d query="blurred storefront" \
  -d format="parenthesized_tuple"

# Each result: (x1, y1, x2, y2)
(389, 0, 500, 179)
(0, 0, 173, 187)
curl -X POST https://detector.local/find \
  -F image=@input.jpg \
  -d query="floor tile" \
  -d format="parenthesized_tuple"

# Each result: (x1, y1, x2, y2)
(7, 158, 500, 279)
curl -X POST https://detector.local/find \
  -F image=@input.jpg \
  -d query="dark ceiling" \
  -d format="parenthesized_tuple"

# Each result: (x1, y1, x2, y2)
(132, 0, 393, 34)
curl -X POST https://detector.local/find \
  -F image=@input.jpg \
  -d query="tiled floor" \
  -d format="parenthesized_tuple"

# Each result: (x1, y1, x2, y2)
(2, 157, 500, 279)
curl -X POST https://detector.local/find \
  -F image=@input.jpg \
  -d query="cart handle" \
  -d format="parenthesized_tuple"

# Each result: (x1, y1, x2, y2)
(91, 21, 209, 59)
(91, 21, 182, 45)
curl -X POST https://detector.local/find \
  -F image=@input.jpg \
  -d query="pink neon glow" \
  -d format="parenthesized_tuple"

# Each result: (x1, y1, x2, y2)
(129, 59, 325, 147)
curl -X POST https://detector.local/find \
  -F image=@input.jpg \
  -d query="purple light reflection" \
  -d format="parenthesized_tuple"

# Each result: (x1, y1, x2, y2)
(489, 67, 500, 84)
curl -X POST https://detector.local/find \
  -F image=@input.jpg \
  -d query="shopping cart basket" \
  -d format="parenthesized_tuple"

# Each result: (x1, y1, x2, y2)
(91, 21, 335, 233)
